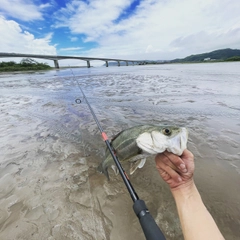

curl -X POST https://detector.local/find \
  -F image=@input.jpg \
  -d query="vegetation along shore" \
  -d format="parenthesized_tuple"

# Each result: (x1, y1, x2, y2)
(0, 58, 51, 72)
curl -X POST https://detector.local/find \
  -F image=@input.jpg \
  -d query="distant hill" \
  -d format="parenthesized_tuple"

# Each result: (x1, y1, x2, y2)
(171, 48, 240, 63)
(102, 48, 240, 66)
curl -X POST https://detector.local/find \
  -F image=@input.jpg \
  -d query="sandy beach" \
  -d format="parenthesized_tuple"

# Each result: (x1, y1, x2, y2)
(0, 63, 239, 239)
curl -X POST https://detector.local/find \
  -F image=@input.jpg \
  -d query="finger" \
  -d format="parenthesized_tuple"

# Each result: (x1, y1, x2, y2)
(181, 149, 194, 162)
(157, 164, 182, 183)
(160, 153, 179, 171)
(157, 168, 171, 182)
(155, 154, 182, 182)
(155, 153, 179, 173)
(155, 153, 165, 166)
(155, 153, 176, 170)
(163, 151, 188, 173)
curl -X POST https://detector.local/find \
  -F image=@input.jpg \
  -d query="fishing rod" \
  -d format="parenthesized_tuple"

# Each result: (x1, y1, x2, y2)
(71, 69, 166, 240)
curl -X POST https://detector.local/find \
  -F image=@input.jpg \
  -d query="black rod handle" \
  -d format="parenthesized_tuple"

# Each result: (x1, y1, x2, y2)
(133, 200, 166, 240)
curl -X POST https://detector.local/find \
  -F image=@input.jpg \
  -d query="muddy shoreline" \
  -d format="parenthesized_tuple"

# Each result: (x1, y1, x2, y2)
(0, 64, 239, 239)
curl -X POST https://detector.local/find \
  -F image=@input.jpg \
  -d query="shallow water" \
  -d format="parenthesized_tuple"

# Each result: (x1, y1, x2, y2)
(0, 63, 239, 239)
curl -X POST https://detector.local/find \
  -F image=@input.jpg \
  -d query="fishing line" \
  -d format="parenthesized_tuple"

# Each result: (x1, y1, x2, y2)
(86, 162, 97, 240)
(70, 68, 138, 201)
(58, 71, 97, 238)
(70, 68, 166, 240)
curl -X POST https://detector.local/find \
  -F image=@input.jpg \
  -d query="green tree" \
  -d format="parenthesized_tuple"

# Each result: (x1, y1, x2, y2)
(225, 56, 240, 61)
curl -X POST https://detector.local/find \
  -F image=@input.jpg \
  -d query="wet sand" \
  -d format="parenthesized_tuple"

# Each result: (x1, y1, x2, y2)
(0, 63, 240, 239)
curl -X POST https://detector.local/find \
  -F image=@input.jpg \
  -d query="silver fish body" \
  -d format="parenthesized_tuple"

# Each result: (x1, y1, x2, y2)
(97, 125, 188, 179)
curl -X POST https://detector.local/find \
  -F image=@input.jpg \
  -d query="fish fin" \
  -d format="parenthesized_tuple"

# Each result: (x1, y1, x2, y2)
(130, 158, 146, 175)
(97, 163, 110, 181)
(137, 158, 146, 169)
(111, 165, 119, 175)
(110, 130, 124, 142)
(97, 163, 103, 173)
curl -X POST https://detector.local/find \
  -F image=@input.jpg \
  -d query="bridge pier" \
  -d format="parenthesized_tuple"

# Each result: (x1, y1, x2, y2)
(126, 61, 128, 66)
(54, 60, 59, 69)
(87, 60, 90, 68)
(132, 61, 134, 66)
(105, 61, 108, 67)
(117, 61, 120, 67)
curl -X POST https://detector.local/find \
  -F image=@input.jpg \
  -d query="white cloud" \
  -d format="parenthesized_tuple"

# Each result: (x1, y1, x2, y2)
(145, 45, 161, 53)
(39, 3, 52, 10)
(0, 0, 44, 21)
(170, 27, 240, 54)
(59, 47, 82, 51)
(0, 16, 56, 55)
(70, 37, 78, 42)
(54, 0, 240, 59)
(1, 0, 239, 61)
(54, 0, 133, 39)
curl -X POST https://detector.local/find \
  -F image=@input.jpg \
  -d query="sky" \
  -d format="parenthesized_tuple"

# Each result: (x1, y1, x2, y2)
(0, 0, 240, 65)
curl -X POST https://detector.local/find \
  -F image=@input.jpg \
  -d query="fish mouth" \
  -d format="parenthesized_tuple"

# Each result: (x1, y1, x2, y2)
(136, 127, 188, 155)
(166, 127, 188, 155)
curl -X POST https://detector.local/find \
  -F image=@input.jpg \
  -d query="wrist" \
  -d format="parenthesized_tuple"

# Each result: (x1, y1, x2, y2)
(170, 179, 196, 199)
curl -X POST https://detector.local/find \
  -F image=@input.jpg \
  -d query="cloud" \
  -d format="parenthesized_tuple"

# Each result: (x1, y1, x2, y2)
(54, 0, 134, 39)
(69, 37, 78, 42)
(53, 0, 240, 59)
(39, 3, 52, 10)
(170, 27, 240, 54)
(1, 0, 239, 61)
(0, 0, 44, 21)
(59, 47, 82, 51)
(0, 16, 56, 55)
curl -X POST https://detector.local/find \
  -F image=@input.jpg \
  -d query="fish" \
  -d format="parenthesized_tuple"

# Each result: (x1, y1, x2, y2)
(97, 125, 188, 180)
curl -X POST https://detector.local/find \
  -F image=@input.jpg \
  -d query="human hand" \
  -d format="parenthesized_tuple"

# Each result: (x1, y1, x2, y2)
(155, 149, 195, 191)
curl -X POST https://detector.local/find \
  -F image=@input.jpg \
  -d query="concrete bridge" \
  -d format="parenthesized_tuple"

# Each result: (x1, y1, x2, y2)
(0, 52, 146, 68)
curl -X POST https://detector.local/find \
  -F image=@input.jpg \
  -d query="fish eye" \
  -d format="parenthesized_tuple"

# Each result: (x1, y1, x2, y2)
(163, 128, 171, 135)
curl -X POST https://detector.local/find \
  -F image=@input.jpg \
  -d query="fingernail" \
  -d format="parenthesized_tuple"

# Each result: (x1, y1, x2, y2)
(178, 177, 182, 182)
(180, 163, 185, 168)
(180, 163, 187, 172)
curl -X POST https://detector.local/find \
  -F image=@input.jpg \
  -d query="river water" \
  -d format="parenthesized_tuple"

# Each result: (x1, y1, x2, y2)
(0, 62, 239, 239)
